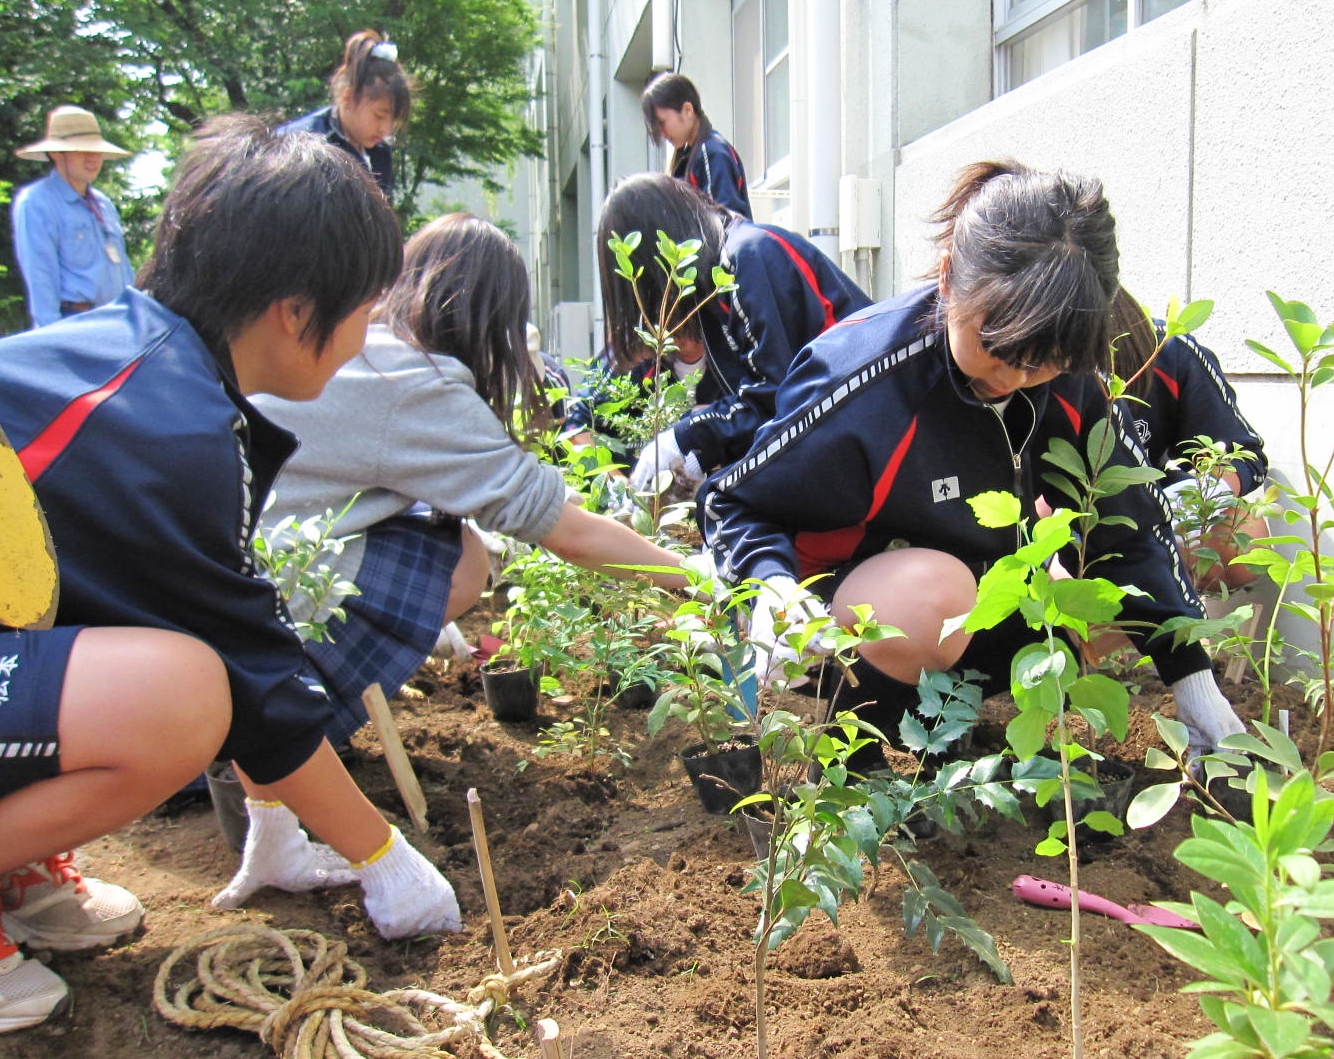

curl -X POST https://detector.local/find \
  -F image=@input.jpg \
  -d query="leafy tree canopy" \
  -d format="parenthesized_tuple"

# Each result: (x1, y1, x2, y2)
(0, 0, 542, 333)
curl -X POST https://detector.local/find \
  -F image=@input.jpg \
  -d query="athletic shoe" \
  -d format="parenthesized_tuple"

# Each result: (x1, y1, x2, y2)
(0, 927, 68, 1033)
(0, 854, 144, 952)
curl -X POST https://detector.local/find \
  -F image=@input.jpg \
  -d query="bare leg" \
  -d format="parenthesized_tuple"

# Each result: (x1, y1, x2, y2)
(0, 628, 230, 873)
(831, 548, 978, 683)
(444, 522, 489, 623)
(237, 739, 390, 864)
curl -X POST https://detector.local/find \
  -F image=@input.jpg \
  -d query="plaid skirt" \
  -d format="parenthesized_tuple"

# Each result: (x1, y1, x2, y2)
(303, 514, 462, 747)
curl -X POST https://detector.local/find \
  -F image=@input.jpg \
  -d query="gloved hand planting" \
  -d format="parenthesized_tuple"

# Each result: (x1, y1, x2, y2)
(212, 800, 356, 909)
(355, 826, 462, 939)
(1171, 669, 1245, 757)
(747, 576, 834, 691)
(629, 427, 703, 494)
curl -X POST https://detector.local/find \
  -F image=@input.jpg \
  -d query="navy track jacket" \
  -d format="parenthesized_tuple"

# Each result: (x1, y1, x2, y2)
(0, 289, 332, 783)
(278, 106, 394, 198)
(676, 217, 870, 474)
(675, 129, 752, 219)
(703, 285, 1214, 685)
(1133, 328, 1267, 493)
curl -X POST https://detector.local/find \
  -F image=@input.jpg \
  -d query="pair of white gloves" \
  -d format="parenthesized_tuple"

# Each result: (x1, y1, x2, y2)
(212, 801, 460, 940)
(746, 575, 836, 691)
(629, 427, 705, 495)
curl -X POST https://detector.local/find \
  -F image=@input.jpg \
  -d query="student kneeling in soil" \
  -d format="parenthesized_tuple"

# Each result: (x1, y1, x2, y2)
(0, 423, 232, 1033)
(251, 213, 688, 748)
(703, 160, 1246, 768)
(0, 115, 463, 949)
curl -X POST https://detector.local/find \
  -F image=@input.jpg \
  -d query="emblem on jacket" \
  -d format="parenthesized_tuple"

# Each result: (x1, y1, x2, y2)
(932, 476, 961, 502)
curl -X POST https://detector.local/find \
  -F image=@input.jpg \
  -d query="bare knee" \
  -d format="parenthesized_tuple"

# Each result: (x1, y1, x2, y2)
(832, 548, 979, 682)
(60, 628, 230, 781)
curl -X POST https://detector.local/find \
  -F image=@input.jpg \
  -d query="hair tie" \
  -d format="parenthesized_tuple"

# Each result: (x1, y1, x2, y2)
(370, 41, 399, 62)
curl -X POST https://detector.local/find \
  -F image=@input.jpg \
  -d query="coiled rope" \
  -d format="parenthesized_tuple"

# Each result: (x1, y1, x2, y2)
(153, 923, 561, 1059)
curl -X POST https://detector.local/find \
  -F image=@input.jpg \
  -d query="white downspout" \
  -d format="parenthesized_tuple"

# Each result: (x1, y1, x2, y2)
(806, 1, 840, 260)
(652, 0, 676, 72)
(587, 0, 607, 352)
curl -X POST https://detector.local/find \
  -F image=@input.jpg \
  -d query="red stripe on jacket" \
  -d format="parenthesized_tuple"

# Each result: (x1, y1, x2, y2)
(19, 358, 145, 481)
(1153, 366, 1180, 400)
(761, 230, 837, 330)
(794, 418, 918, 578)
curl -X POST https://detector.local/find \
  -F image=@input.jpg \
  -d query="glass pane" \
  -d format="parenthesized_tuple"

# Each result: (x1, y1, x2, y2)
(1143, 0, 1190, 19)
(764, 55, 789, 167)
(732, 0, 763, 171)
(764, 0, 788, 65)
(1005, 0, 1127, 90)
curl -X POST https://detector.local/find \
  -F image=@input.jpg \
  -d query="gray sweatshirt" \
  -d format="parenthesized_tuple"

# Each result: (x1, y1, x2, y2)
(251, 324, 569, 614)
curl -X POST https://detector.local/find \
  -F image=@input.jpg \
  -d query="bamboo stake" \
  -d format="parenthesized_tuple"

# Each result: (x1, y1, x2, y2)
(466, 788, 515, 974)
(361, 683, 429, 836)
(536, 1018, 571, 1059)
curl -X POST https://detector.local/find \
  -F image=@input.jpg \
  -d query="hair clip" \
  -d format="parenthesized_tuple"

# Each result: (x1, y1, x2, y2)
(370, 41, 399, 62)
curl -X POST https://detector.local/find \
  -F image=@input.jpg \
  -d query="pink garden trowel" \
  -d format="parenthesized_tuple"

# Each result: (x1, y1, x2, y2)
(1012, 875, 1199, 929)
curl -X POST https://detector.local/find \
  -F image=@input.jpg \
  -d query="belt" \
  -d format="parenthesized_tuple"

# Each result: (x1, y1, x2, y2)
(59, 301, 94, 316)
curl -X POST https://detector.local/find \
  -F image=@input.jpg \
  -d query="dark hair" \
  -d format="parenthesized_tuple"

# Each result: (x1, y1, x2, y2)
(597, 172, 729, 370)
(377, 213, 546, 437)
(641, 72, 706, 143)
(331, 29, 412, 126)
(138, 114, 402, 357)
(1107, 286, 1159, 400)
(930, 160, 1119, 375)
(640, 72, 715, 180)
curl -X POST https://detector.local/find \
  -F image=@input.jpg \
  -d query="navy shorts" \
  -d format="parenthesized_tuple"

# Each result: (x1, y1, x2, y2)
(0, 626, 82, 799)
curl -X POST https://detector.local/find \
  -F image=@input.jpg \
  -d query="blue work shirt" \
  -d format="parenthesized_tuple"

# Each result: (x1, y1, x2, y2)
(12, 170, 135, 328)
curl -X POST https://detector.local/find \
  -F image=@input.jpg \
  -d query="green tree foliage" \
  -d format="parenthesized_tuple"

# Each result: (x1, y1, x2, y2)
(0, 0, 541, 333)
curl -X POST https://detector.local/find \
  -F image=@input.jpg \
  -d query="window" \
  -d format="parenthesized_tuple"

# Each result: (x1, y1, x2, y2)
(995, 0, 1192, 92)
(732, 0, 789, 186)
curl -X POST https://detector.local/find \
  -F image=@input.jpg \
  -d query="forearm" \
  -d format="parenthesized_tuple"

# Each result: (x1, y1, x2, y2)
(540, 504, 686, 588)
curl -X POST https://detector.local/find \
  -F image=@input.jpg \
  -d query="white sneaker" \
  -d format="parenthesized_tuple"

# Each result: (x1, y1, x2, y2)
(1, 854, 144, 952)
(0, 928, 68, 1033)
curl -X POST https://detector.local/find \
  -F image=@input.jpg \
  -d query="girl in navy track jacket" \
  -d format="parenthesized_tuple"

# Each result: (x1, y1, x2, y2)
(642, 72, 752, 218)
(598, 173, 869, 495)
(1110, 288, 1269, 593)
(702, 160, 1247, 769)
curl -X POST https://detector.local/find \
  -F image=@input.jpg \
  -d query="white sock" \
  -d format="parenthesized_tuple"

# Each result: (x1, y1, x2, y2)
(1171, 669, 1245, 755)
(355, 826, 462, 939)
(211, 801, 356, 909)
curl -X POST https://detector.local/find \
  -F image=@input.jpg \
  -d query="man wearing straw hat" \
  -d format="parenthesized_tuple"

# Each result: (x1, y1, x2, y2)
(12, 106, 136, 329)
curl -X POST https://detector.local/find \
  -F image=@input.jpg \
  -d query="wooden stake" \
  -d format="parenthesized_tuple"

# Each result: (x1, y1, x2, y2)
(361, 683, 429, 836)
(467, 788, 515, 974)
(536, 1018, 571, 1059)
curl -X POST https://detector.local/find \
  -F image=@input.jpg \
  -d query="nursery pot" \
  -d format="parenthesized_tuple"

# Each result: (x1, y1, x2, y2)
(481, 661, 538, 721)
(612, 678, 656, 711)
(680, 737, 762, 815)
(1045, 757, 1135, 841)
(205, 760, 248, 853)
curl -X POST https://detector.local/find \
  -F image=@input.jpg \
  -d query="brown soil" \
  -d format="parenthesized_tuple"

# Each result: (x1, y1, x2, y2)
(6, 617, 1318, 1059)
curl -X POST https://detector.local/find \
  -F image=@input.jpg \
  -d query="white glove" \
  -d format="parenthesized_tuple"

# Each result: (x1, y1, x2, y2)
(212, 800, 357, 909)
(629, 427, 703, 493)
(356, 826, 462, 939)
(747, 576, 834, 691)
(1171, 669, 1245, 756)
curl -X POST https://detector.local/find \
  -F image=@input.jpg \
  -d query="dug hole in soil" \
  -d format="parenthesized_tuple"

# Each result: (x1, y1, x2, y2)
(10, 611, 1321, 1059)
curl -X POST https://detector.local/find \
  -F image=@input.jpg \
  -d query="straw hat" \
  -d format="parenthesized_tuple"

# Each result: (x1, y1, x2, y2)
(16, 106, 131, 161)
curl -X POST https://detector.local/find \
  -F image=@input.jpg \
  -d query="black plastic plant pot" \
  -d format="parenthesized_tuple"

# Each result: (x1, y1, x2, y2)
(612, 679, 656, 710)
(1045, 757, 1136, 842)
(205, 760, 248, 853)
(680, 737, 762, 815)
(481, 661, 538, 722)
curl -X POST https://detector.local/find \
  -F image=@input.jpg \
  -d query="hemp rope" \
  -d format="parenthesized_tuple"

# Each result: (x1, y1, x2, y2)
(153, 923, 561, 1059)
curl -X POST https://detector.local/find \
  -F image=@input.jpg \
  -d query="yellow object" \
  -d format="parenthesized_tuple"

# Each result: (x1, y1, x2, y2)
(0, 423, 58, 630)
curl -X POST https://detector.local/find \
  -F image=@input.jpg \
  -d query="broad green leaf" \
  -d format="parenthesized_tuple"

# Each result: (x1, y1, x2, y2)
(1127, 782, 1183, 829)
(968, 490, 1022, 528)
(1247, 1007, 1314, 1059)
